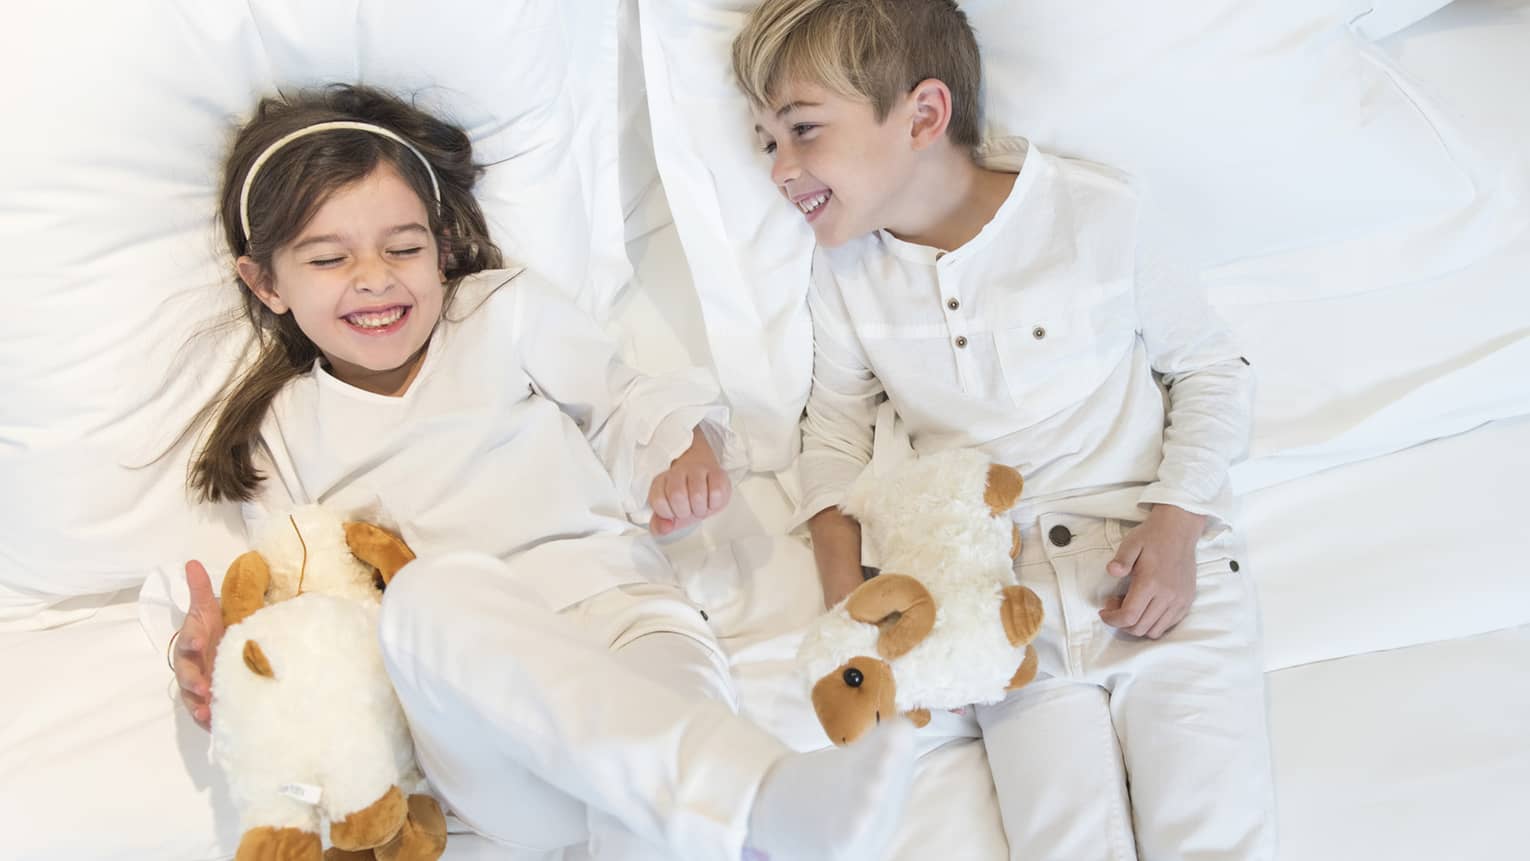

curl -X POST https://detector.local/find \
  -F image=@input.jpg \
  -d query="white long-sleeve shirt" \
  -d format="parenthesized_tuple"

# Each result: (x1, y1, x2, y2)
(797, 140, 1254, 534)
(247, 267, 743, 611)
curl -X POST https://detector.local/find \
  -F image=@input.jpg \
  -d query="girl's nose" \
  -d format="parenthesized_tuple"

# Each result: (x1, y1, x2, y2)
(353, 255, 394, 293)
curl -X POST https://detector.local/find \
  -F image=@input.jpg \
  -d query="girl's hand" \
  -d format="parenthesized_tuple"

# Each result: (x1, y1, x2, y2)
(1098, 505, 1207, 639)
(648, 427, 732, 536)
(173, 560, 225, 731)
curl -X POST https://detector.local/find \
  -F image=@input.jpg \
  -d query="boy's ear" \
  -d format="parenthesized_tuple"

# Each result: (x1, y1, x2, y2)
(236, 256, 288, 314)
(907, 78, 954, 152)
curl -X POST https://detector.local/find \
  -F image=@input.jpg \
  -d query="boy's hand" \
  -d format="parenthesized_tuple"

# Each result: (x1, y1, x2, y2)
(1099, 505, 1207, 639)
(173, 560, 225, 731)
(649, 427, 732, 536)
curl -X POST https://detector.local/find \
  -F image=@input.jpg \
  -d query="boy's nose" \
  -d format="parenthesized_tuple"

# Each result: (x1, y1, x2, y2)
(770, 149, 800, 187)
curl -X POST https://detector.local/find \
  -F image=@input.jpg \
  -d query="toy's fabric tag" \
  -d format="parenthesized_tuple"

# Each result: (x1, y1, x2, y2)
(279, 783, 323, 805)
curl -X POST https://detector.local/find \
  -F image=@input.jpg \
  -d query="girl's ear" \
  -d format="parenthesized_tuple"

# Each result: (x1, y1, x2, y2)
(237, 256, 288, 314)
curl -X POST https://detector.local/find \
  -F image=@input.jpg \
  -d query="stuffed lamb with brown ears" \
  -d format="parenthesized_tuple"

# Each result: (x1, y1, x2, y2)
(211, 503, 447, 861)
(798, 448, 1045, 746)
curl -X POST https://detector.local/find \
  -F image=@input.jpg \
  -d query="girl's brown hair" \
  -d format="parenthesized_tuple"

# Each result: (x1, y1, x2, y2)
(189, 84, 503, 503)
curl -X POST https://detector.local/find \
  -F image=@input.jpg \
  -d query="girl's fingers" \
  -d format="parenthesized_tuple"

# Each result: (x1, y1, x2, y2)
(708, 469, 731, 511)
(686, 471, 708, 517)
(667, 480, 694, 521)
(650, 483, 676, 521)
(185, 560, 217, 611)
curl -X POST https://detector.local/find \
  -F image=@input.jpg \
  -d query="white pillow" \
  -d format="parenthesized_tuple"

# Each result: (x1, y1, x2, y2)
(639, 0, 1527, 476)
(0, 0, 625, 625)
(1352, 0, 1458, 39)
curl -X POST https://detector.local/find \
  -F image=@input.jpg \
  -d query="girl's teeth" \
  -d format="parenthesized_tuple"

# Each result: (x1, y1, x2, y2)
(347, 308, 405, 329)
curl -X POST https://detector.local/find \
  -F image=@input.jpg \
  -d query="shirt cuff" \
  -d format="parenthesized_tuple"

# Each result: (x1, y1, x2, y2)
(787, 451, 869, 533)
(1136, 482, 1237, 530)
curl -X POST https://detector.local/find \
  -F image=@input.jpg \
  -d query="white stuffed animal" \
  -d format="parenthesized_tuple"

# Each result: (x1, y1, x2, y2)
(211, 504, 447, 861)
(798, 449, 1045, 745)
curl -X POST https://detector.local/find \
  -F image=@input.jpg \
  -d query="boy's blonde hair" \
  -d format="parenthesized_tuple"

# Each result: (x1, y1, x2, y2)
(732, 0, 983, 149)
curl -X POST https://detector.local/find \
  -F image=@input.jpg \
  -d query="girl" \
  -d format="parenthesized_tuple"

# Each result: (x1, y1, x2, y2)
(168, 85, 914, 861)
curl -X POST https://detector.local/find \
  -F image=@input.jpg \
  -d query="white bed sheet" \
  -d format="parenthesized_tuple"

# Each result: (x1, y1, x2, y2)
(1269, 624, 1530, 861)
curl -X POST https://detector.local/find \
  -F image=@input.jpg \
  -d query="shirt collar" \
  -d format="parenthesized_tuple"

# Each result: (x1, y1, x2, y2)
(875, 137, 1046, 266)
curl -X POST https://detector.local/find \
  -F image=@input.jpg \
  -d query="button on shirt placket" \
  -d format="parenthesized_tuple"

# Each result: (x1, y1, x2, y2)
(938, 252, 976, 392)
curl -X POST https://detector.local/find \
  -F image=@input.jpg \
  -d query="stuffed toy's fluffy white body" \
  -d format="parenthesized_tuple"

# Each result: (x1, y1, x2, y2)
(798, 449, 1043, 742)
(210, 505, 439, 859)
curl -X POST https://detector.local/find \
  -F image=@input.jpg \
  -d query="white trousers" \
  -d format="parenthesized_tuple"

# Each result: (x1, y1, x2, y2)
(377, 551, 789, 860)
(975, 514, 1276, 861)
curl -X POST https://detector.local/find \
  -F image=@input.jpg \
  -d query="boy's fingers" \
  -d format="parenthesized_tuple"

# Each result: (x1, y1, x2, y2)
(649, 514, 675, 536)
(1146, 604, 1184, 640)
(1107, 541, 1140, 578)
(1129, 595, 1169, 637)
(1101, 581, 1152, 628)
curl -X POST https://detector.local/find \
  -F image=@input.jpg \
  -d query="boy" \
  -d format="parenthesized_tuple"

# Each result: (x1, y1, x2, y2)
(733, 1, 1277, 859)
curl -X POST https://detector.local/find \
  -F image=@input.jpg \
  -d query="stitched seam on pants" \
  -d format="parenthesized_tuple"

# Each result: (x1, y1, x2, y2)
(1096, 700, 1136, 861)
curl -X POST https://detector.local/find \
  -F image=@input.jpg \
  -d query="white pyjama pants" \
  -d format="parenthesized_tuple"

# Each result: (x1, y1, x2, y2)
(377, 550, 788, 861)
(976, 514, 1277, 861)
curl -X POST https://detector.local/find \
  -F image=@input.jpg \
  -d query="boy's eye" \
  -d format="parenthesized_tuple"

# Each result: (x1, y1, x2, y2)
(791, 123, 818, 138)
(760, 140, 777, 156)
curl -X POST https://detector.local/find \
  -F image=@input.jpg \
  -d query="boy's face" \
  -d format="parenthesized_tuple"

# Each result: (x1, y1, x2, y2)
(753, 79, 915, 248)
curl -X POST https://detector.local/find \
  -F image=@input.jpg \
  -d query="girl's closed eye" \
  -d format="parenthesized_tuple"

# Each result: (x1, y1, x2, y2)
(309, 255, 346, 268)
(389, 246, 424, 258)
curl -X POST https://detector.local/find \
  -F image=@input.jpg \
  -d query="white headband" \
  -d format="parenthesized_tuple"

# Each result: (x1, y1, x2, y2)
(237, 120, 443, 247)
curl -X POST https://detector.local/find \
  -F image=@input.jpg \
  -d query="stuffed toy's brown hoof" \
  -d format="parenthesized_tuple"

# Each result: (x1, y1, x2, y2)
(344, 522, 417, 586)
(323, 849, 375, 861)
(374, 794, 449, 861)
(811, 655, 897, 746)
(984, 463, 1024, 515)
(904, 708, 931, 728)
(235, 825, 323, 861)
(1000, 585, 1044, 646)
(1006, 645, 1040, 691)
(331, 785, 407, 851)
(846, 574, 936, 660)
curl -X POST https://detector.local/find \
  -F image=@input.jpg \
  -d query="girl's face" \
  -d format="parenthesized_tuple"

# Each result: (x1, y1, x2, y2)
(239, 163, 446, 397)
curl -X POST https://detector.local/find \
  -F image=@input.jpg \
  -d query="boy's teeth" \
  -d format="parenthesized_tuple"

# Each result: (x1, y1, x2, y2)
(798, 192, 830, 213)
(347, 307, 405, 329)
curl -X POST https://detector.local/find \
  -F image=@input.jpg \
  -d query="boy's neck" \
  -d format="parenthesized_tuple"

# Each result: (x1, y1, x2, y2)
(884, 150, 1017, 254)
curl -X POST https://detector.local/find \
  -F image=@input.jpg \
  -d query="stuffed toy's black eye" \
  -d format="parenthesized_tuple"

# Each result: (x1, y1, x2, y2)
(843, 667, 864, 688)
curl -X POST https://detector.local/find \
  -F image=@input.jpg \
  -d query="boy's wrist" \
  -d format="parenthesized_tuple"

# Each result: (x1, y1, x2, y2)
(1147, 503, 1208, 540)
